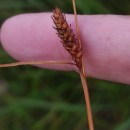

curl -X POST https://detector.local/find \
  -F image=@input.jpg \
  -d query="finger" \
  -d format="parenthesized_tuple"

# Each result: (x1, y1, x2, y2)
(1, 13, 130, 84)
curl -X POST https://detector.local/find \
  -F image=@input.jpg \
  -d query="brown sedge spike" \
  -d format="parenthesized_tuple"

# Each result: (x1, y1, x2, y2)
(52, 8, 82, 71)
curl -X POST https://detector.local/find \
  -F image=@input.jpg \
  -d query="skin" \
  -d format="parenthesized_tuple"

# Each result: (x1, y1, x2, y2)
(0, 13, 130, 84)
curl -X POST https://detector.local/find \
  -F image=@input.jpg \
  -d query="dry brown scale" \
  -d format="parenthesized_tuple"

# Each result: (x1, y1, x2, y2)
(52, 7, 83, 71)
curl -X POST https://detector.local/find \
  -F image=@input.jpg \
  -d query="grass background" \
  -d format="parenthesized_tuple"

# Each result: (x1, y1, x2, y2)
(0, 0, 130, 130)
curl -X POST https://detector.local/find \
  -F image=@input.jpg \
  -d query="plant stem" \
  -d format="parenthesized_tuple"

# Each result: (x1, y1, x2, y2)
(71, 0, 94, 129)
(80, 72, 94, 130)
(0, 61, 75, 68)
(72, 0, 82, 50)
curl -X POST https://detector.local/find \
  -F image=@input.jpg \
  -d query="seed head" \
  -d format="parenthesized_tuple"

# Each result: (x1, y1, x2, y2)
(52, 7, 82, 71)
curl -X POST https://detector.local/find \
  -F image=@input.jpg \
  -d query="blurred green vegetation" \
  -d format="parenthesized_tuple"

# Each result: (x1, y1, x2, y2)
(0, 0, 130, 130)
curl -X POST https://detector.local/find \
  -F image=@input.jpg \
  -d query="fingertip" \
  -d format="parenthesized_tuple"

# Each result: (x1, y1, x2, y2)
(1, 13, 51, 58)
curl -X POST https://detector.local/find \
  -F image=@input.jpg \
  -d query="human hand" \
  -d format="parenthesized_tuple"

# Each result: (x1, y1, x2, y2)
(0, 13, 130, 84)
